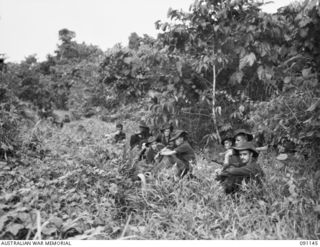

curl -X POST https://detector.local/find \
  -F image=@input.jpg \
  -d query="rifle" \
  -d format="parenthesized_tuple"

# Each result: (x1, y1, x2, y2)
(210, 159, 224, 166)
(138, 145, 147, 161)
(138, 142, 164, 163)
(152, 143, 166, 161)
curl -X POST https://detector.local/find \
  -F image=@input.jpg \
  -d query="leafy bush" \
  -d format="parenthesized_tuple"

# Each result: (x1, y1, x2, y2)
(0, 90, 31, 159)
(1, 0, 320, 240)
(1, 117, 319, 240)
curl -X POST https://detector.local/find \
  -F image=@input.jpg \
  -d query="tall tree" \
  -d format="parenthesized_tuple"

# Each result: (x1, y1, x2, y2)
(156, 0, 284, 141)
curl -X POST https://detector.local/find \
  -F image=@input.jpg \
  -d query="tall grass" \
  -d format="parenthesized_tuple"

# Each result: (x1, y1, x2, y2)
(1, 117, 319, 240)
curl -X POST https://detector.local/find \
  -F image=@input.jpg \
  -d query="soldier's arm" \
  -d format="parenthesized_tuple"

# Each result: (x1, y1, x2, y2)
(160, 148, 176, 156)
(223, 149, 234, 165)
(221, 162, 242, 171)
(157, 143, 165, 149)
(225, 165, 255, 177)
(211, 159, 224, 166)
(138, 147, 147, 160)
(154, 145, 166, 162)
(145, 149, 154, 164)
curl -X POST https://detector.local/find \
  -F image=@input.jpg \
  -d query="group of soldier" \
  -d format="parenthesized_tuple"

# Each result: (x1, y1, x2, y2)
(113, 121, 196, 179)
(216, 129, 265, 194)
(111, 121, 294, 195)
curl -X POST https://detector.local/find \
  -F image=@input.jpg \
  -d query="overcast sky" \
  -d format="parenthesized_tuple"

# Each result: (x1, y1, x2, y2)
(0, 0, 295, 63)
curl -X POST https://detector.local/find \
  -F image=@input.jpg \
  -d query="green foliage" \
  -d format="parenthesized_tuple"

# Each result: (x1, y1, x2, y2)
(1, 118, 319, 240)
(128, 32, 141, 50)
(2, 29, 105, 116)
(0, 85, 38, 159)
(248, 0, 320, 161)
(249, 89, 320, 160)
(1, 0, 320, 241)
(151, 0, 320, 159)
(157, 0, 284, 98)
(0, 104, 20, 159)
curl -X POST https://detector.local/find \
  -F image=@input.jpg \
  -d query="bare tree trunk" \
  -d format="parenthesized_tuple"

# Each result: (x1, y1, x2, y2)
(212, 63, 221, 143)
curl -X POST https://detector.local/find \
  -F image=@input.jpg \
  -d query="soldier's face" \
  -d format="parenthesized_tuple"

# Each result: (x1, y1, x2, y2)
(239, 150, 252, 164)
(164, 129, 170, 137)
(224, 140, 232, 150)
(116, 127, 122, 133)
(151, 142, 157, 150)
(235, 135, 247, 147)
(175, 137, 183, 146)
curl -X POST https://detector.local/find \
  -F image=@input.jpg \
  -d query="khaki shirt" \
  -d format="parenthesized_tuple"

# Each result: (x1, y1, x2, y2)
(221, 158, 264, 179)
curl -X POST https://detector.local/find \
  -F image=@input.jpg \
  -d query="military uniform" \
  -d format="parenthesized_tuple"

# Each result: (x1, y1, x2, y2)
(156, 123, 175, 149)
(115, 132, 126, 143)
(225, 154, 242, 167)
(223, 129, 254, 167)
(216, 142, 264, 194)
(144, 136, 164, 164)
(173, 141, 196, 177)
(133, 136, 163, 177)
(168, 130, 196, 178)
(130, 121, 151, 149)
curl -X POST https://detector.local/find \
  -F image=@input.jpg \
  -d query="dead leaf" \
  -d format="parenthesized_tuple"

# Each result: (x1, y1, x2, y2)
(239, 52, 256, 70)
(283, 76, 291, 84)
(42, 225, 57, 235)
(302, 68, 312, 78)
(276, 153, 288, 161)
(50, 217, 63, 228)
(7, 223, 24, 235)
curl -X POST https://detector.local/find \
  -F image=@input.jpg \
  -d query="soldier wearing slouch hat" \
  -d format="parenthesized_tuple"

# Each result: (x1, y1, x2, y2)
(129, 120, 152, 150)
(224, 129, 254, 166)
(160, 130, 196, 179)
(216, 142, 265, 194)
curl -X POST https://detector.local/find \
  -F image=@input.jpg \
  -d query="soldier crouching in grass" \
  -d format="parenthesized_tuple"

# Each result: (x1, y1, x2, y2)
(145, 136, 164, 165)
(129, 120, 151, 150)
(216, 142, 265, 195)
(135, 136, 164, 177)
(156, 122, 175, 149)
(134, 137, 158, 174)
(160, 130, 197, 180)
(217, 134, 234, 164)
(223, 129, 254, 167)
(114, 123, 126, 143)
(133, 136, 166, 185)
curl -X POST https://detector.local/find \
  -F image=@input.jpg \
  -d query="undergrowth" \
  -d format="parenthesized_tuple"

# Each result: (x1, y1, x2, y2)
(0, 118, 319, 240)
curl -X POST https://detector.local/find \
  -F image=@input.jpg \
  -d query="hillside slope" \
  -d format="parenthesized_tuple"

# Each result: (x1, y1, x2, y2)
(0, 117, 319, 240)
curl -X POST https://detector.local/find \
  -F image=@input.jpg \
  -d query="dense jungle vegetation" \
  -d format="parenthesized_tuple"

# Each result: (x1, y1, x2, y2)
(0, 0, 320, 240)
